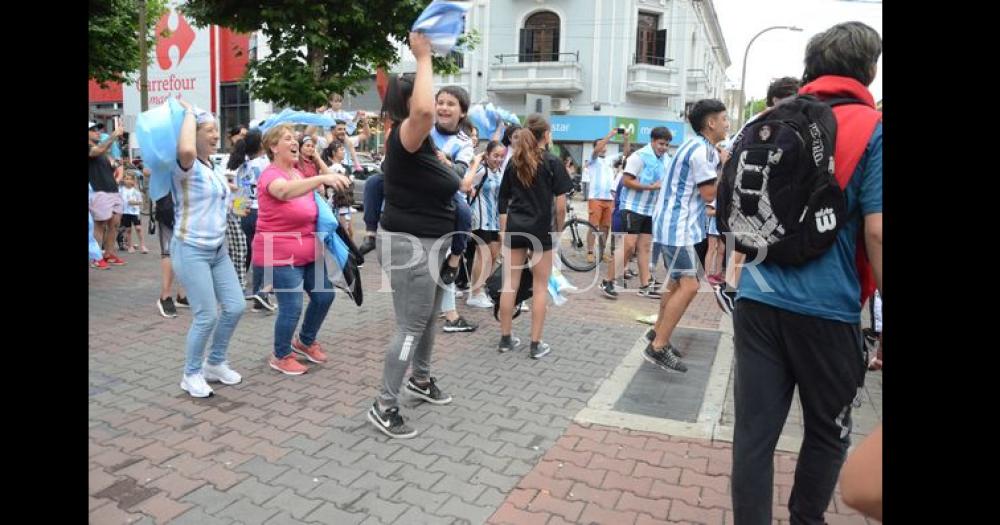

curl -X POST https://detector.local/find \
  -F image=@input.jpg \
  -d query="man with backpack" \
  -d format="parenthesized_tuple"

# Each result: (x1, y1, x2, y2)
(719, 22, 883, 524)
(643, 103, 729, 373)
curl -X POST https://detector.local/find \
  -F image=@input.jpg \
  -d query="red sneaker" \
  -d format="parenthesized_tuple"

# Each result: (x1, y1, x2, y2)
(104, 255, 127, 266)
(292, 338, 328, 364)
(269, 354, 308, 375)
(91, 259, 110, 270)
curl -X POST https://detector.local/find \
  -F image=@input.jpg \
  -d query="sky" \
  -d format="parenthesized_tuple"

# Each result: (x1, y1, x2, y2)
(713, 0, 882, 103)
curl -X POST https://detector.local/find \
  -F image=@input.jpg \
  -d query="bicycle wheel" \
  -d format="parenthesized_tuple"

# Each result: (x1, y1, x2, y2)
(558, 219, 599, 272)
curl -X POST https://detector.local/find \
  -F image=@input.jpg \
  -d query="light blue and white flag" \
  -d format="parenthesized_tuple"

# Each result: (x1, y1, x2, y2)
(412, 0, 472, 55)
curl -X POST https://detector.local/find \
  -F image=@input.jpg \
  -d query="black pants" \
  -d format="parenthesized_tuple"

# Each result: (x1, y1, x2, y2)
(731, 299, 866, 525)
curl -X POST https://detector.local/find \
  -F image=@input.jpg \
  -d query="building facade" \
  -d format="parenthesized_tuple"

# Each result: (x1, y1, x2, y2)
(409, 0, 731, 163)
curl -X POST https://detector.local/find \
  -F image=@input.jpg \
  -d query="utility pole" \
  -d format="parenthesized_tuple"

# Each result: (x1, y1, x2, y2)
(139, 0, 149, 112)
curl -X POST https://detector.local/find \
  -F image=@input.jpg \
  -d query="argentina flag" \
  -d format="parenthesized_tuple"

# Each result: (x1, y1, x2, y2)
(412, 0, 472, 55)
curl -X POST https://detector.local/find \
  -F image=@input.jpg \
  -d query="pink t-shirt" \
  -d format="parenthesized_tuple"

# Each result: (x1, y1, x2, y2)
(252, 165, 319, 267)
(296, 158, 319, 178)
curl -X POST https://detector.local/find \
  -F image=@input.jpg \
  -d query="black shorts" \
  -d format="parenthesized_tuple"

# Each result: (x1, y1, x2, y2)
(121, 214, 141, 227)
(621, 210, 653, 235)
(505, 232, 553, 251)
(472, 230, 500, 244)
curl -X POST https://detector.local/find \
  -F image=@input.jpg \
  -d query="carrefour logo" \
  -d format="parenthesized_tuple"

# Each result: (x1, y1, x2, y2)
(155, 10, 196, 71)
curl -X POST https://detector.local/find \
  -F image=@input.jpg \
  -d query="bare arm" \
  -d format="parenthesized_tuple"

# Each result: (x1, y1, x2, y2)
(864, 213, 883, 293)
(554, 194, 567, 232)
(491, 123, 504, 142)
(176, 99, 197, 171)
(346, 138, 362, 170)
(592, 129, 618, 159)
(398, 32, 434, 153)
(459, 155, 483, 193)
(622, 173, 659, 191)
(268, 173, 347, 201)
(839, 424, 882, 521)
(698, 182, 717, 203)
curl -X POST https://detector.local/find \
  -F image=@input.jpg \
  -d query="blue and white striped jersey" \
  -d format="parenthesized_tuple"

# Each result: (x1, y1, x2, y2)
(430, 127, 475, 167)
(471, 164, 503, 231)
(586, 156, 615, 201)
(172, 159, 231, 249)
(652, 136, 719, 247)
(618, 151, 667, 216)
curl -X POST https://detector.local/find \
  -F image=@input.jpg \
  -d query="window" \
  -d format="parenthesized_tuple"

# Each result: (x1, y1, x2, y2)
(448, 50, 465, 69)
(220, 82, 250, 152)
(636, 12, 667, 66)
(520, 11, 560, 62)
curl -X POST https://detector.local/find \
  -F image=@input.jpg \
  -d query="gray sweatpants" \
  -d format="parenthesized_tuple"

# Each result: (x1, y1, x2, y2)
(376, 233, 449, 408)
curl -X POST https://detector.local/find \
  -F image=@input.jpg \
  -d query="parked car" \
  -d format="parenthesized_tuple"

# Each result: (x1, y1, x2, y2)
(343, 152, 377, 210)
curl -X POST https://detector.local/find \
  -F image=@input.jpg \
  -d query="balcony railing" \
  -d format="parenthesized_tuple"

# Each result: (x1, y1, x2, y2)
(494, 51, 580, 64)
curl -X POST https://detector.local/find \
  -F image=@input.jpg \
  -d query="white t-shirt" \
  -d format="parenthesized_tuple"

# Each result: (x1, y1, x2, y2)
(120, 186, 142, 215)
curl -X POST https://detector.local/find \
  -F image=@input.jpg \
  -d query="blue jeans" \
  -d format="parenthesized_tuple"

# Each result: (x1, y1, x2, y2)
(452, 193, 472, 255)
(170, 238, 246, 375)
(658, 243, 701, 280)
(270, 261, 336, 359)
(363, 172, 384, 232)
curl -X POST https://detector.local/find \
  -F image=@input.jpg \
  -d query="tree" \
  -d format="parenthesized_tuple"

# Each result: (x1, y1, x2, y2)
(744, 98, 767, 120)
(89, 0, 168, 86)
(182, 0, 474, 109)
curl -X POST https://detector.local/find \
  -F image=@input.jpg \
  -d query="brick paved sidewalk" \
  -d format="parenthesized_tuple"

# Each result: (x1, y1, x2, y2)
(90, 221, 880, 524)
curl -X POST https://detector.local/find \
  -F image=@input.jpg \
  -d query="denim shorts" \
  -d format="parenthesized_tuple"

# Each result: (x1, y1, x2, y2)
(658, 243, 700, 280)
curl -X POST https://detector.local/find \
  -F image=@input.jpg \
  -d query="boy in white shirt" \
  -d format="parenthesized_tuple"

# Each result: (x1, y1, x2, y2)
(119, 172, 147, 253)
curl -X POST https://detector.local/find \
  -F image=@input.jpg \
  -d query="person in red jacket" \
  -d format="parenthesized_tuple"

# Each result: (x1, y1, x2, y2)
(730, 22, 883, 525)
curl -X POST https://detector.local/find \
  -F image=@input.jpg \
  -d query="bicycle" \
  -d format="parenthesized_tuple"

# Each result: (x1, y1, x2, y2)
(558, 190, 603, 272)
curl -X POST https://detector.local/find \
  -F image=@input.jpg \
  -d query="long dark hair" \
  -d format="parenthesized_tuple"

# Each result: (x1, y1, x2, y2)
(227, 128, 263, 170)
(381, 73, 415, 126)
(511, 113, 549, 187)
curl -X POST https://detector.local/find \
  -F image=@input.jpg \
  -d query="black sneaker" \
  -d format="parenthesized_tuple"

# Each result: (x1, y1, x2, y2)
(643, 344, 688, 373)
(530, 342, 551, 359)
(405, 377, 453, 405)
(498, 336, 521, 353)
(157, 297, 178, 318)
(713, 285, 736, 315)
(442, 316, 477, 333)
(624, 269, 638, 280)
(175, 295, 190, 308)
(359, 236, 376, 256)
(601, 280, 619, 299)
(367, 402, 418, 439)
(252, 294, 277, 313)
(637, 285, 662, 299)
(440, 262, 458, 285)
(644, 331, 682, 358)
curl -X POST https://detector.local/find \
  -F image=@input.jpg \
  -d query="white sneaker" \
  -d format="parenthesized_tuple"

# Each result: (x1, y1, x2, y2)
(203, 362, 243, 385)
(519, 301, 531, 312)
(180, 373, 214, 397)
(466, 293, 494, 308)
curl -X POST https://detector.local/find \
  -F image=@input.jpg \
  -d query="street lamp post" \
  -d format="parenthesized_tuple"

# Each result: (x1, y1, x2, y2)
(738, 25, 803, 128)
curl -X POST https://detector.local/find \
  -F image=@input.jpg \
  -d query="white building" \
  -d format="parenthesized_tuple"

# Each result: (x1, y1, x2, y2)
(392, 0, 731, 163)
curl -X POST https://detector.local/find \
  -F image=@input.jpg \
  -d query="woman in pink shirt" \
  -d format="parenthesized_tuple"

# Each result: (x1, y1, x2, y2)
(253, 124, 351, 375)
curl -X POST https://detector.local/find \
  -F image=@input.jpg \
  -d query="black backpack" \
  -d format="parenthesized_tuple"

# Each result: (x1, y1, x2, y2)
(716, 95, 861, 265)
(485, 263, 532, 321)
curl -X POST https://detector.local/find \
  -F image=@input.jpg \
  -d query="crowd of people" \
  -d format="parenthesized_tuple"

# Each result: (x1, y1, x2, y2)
(89, 20, 883, 524)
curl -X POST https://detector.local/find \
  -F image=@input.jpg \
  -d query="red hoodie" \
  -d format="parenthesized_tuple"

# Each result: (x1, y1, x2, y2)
(799, 75, 882, 306)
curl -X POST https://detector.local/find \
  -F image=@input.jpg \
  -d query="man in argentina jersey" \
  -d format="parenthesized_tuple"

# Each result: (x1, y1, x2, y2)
(644, 99, 730, 373)
(586, 128, 627, 264)
(613, 127, 673, 299)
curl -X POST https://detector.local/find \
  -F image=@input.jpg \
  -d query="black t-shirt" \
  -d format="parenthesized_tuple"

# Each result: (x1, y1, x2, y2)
(88, 143, 118, 192)
(499, 151, 573, 238)
(380, 127, 461, 238)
